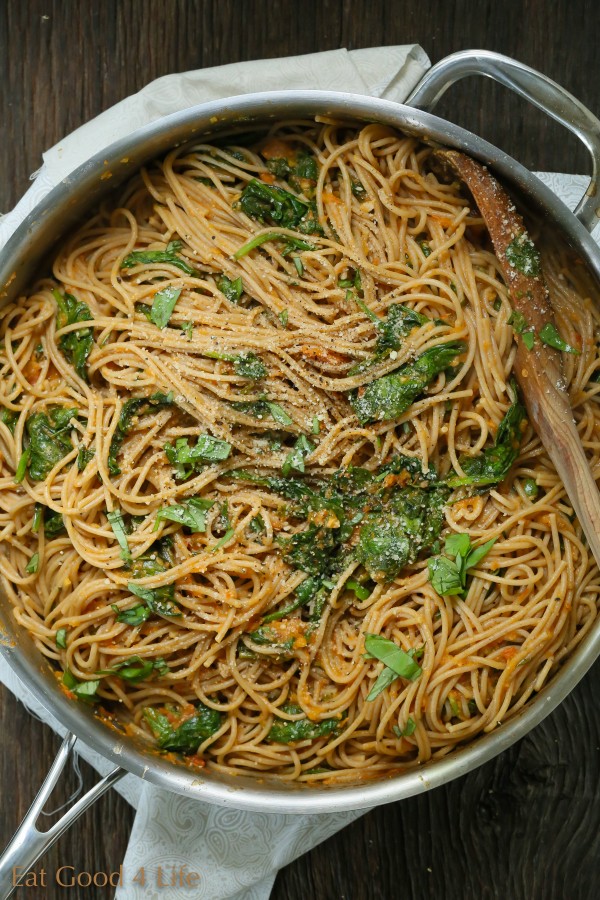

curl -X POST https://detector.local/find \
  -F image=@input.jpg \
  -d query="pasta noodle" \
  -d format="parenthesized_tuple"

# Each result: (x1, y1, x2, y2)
(0, 118, 598, 783)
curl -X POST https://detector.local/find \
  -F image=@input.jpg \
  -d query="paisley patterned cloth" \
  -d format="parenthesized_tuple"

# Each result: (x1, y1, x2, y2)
(1, 46, 598, 899)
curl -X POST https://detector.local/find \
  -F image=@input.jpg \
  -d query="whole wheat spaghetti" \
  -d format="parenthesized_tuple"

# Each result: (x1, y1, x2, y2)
(0, 119, 598, 783)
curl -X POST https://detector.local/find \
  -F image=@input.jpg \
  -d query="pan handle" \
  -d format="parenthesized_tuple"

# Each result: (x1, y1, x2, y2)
(0, 732, 125, 900)
(407, 49, 600, 233)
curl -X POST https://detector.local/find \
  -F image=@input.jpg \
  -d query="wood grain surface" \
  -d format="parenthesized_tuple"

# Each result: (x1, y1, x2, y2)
(1, 2, 599, 898)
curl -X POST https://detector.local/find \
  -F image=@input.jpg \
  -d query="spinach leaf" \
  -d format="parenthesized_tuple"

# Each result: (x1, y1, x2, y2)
(121, 240, 197, 276)
(448, 385, 526, 487)
(238, 179, 322, 234)
(52, 289, 94, 381)
(262, 575, 324, 624)
(267, 704, 340, 743)
(165, 433, 231, 480)
(107, 509, 132, 562)
(149, 286, 182, 329)
(217, 275, 243, 304)
(24, 407, 79, 481)
(349, 342, 464, 424)
(108, 391, 174, 476)
(1, 408, 19, 434)
(144, 703, 222, 753)
(375, 304, 430, 356)
(97, 655, 168, 683)
(355, 484, 449, 581)
(539, 322, 580, 354)
(77, 446, 95, 471)
(154, 497, 214, 532)
(349, 302, 431, 376)
(44, 509, 65, 539)
(266, 152, 318, 194)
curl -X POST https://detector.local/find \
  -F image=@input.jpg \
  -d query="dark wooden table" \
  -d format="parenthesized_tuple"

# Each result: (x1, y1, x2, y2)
(1, 2, 599, 898)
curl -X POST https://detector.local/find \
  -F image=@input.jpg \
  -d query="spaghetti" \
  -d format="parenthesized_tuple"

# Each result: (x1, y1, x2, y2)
(0, 119, 598, 782)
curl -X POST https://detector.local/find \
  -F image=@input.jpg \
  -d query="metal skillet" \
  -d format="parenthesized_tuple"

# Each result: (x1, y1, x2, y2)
(1, 50, 600, 893)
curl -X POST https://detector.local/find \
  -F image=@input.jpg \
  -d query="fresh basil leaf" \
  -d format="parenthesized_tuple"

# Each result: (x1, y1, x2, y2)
(233, 231, 316, 260)
(217, 275, 243, 304)
(427, 555, 463, 596)
(539, 322, 580, 354)
(55, 627, 68, 649)
(366, 666, 400, 701)
(52, 289, 94, 381)
(154, 497, 214, 532)
(149, 286, 182, 329)
(128, 582, 181, 617)
(107, 509, 132, 562)
(62, 669, 99, 702)
(444, 533, 470, 559)
(211, 527, 235, 552)
(112, 603, 151, 626)
(364, 634, 422, 681)
(522, 331, 535, 350)
(15, 448, 30, 483)
(508, 310, 528, 333)
(345, 579, 371, 601)
(181, 321, 194, 339)
(97, 655, 167, 683)
(279, 309, 289, 327)
(523, 477, 538, 499)
(282, 434, 314, 476)
(267, 704, 340, 743)
(25, 552, 39, 574)
(233, 352, 267, 380)
(264, 402, 290, 427)
(464, 537, 497, 572)
(393, 716, 416, 738)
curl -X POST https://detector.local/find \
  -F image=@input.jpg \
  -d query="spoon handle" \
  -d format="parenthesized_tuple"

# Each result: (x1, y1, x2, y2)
(434, 150, 600, 568)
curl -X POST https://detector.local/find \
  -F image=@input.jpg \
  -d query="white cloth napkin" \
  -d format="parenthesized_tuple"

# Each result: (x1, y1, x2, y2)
(0, 45, 597, 900)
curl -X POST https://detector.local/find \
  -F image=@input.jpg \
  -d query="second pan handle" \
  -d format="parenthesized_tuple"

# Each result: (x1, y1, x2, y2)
(407, 49, 600, 233)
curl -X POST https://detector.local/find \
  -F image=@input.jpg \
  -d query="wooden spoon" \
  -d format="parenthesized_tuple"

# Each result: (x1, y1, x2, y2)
(433, 149, 600, 569)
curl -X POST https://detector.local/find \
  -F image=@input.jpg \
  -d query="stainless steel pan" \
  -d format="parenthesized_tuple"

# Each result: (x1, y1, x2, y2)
(2, 50, 600, 896)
